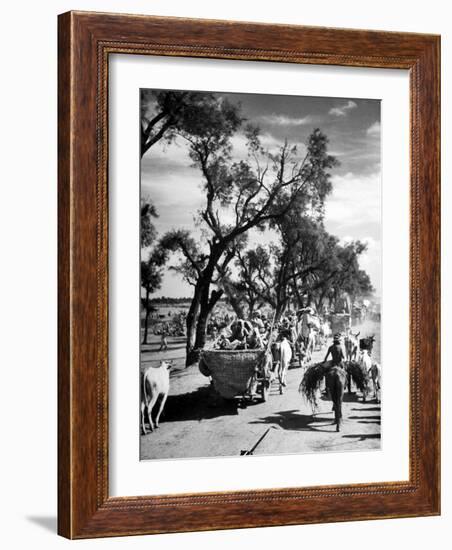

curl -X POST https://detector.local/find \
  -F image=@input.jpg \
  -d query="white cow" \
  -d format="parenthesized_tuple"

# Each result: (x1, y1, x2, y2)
(358, 349, 372, 372)
(344, 330, 360, 362)
(358, 350, 380, 402)
(141, 361, 171, 434)
(278, 337, 293, 390)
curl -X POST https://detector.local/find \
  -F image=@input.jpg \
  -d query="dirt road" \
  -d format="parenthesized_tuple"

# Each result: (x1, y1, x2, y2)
(140, 320, 381, 460)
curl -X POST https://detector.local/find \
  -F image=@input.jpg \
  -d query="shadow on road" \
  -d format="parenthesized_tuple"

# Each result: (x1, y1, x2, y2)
(348, 415, 381, 421)
(162, 385, 240, 422)
(250, 409, 336, 433)
(343, 392, 365, 403)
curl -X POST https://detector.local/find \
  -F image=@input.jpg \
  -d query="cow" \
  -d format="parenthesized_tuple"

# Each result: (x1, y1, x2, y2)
(271, 336, 292, 393)
(278, 337, 292, 391)
(348, 349, 371, 400)
(344, 330, 360, 362)
(358, 349, 372, 372)
(306, 328, 317, 361)
(369, 362, 381, 403)
(141, 361, 171, 434)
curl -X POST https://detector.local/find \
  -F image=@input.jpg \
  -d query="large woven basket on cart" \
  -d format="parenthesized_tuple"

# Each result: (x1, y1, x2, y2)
(199, 349, 267, 399)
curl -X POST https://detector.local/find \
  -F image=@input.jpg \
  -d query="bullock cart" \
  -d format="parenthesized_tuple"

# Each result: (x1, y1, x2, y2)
(199, 348, 273, 402)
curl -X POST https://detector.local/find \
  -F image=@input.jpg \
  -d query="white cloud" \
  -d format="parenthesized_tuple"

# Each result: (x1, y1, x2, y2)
(229, 134, 250, 159)
(325, 171, 381, 229)
(328, 100, 358, 117)
(257, 114, 313, 126)
(367, 121, 381, 136)
(325, 172, 382, 295)
(141, 137, 191, 168)
(259, 133, 285, 149)
(230, 132, 306, 160)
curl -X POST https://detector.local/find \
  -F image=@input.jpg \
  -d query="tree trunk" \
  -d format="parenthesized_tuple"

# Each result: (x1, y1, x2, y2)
(292, 282, 302, 310)
(194, 307, 209, 352)
(248, 298, 256, 318)
(316, 289, 328, 313)
(274, 305, 284, 327)
(274, 293, 290, 327)
(225, 289, 245, 319)
(142, 288, 150, 345)
(185, 286, 201, 366)
(185, 245, 228, 366)
(194, 288, 223, 352)
(190, 247, 225, 358)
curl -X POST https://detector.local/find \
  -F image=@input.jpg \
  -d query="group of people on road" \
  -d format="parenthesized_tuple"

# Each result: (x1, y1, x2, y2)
(211, 307, 329, 360)
(213, 311, 270, 350)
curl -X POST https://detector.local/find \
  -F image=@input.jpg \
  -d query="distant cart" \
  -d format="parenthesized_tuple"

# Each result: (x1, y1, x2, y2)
(330, 313, 351, 335)
(199, 348, 273, 402)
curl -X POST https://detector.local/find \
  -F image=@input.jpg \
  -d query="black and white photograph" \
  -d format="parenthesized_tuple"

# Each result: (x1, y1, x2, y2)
(140, 88, 382, 460)
(0, 0, 445, 545)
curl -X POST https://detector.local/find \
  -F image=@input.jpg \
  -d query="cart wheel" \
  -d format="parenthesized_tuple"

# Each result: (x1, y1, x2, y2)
(261, 382, 270, 402)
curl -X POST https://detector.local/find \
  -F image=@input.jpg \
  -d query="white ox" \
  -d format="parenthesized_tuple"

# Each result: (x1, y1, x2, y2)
(279, 337, 292, 389)
(344, 330, 360, 362)
(141, 361, 171, 434)
(272, 336, 292, 391)
(359, 349, 372, 372)
(358, 351, 382, 403)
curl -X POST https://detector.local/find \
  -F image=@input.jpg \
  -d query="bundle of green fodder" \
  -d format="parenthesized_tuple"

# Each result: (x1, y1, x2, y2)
(346, 361, 369, 394)
(299, 361, 369, 410)
(298, 361, 330, 411)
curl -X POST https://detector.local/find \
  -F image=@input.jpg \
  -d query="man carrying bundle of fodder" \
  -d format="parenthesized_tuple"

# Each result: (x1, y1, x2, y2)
(298, 332, 345, 410)
(299, 334, 369, 432)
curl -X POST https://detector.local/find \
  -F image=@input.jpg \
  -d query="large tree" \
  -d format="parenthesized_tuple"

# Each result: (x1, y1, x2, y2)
(140, 90, 240, 158)
(160, 118, 339, 364)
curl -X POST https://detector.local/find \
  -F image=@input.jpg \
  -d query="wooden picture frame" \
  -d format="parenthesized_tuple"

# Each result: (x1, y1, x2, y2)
(58, 11, 440, 539)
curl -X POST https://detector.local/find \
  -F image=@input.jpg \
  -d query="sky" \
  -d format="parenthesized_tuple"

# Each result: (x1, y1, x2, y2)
(141, 90, 381, 298)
